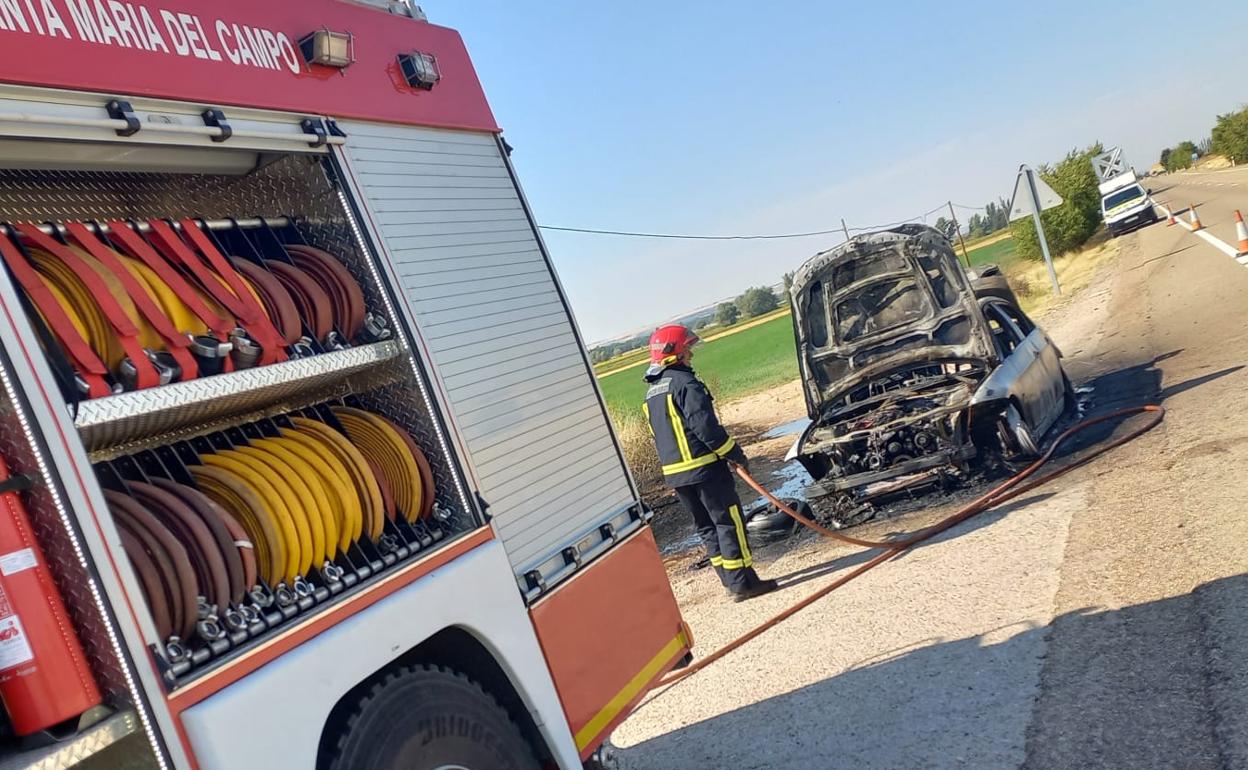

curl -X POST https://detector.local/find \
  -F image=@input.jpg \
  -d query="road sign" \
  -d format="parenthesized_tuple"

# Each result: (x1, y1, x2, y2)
(1008, 167, 1063, 220)
(1008, 164, 1064, 295)
(1092, 147, 1129, 182)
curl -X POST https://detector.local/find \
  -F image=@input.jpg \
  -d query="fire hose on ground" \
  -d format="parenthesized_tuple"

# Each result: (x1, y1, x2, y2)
(656, 404, 1165, 688)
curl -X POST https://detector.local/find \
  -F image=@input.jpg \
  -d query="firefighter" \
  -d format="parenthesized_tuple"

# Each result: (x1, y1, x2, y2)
(643, 324, 778, 602)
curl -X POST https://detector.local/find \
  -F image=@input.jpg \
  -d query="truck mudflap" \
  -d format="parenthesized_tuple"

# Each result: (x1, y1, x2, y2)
(528, 527, 689, 760)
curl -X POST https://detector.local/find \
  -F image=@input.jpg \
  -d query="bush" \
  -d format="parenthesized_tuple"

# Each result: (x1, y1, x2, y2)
(735, 286, 779, 318)
(1163, 140, 1198, 171)
(715, 302, 740, 326)
(1006, 271, 1035, 298)
(1211, 107, 1248, 164)
(1011, 143, 1104, 261)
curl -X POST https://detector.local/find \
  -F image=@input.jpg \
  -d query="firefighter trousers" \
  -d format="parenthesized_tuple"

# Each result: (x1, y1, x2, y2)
(673, 462, 761, 595)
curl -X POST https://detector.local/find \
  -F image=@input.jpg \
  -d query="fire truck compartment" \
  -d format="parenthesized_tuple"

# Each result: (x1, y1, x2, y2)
(0, 23, 672, 765)
(0, 134, 489, 687)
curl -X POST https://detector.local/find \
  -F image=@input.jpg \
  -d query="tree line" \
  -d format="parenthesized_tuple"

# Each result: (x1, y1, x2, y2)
(589, 284, 783, 363)
(931, 198, 1011, 242)
(709, 285, 780, 328)
(589, 332, 651, 364)
(1159, 140, 1203, 172)
(1159, 105, 1248, 171)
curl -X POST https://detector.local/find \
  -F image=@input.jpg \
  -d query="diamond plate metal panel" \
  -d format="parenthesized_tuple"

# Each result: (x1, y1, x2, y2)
(0, 710, 146, 770)
(0, 357, 162, 767)
(77, 341, 402, 453)
(0, 407, 129, 692)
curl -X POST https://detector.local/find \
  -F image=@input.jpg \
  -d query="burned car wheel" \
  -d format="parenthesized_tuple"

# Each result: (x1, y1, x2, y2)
(1002, 403, 1040, 458)
(1063, 373, 1079, 413)
(745, 498, 812, 540)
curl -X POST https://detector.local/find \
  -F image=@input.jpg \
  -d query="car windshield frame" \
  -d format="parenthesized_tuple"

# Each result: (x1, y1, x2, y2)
(1104, 185, 1146, 211)
(831, 274, 931, 344)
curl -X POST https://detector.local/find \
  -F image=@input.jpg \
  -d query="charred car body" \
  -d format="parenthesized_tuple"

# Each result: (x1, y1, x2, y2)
(786, 224, 1069, 526)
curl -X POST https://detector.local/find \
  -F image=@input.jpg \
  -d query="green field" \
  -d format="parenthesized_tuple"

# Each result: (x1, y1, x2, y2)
(964, 234, 1018, 268)
(592, 347, 649, 375)
(598, 313, 799, 415)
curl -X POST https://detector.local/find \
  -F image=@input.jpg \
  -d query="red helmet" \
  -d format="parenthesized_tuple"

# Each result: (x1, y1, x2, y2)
(647, 325, 699, 376)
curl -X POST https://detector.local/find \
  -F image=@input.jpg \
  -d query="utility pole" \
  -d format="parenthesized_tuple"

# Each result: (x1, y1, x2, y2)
(840, 218, 850, 244)
(947, 201, 972, 268)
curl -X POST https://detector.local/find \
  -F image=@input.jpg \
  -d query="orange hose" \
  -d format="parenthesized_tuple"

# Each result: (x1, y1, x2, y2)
(657, 404, 1164, 687)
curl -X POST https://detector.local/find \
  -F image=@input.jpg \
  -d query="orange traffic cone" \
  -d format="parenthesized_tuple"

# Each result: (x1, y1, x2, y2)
(1165, 204, 1177, 226)
(1236, 210, 1248, 254)
(1189, 204, 1203, 230)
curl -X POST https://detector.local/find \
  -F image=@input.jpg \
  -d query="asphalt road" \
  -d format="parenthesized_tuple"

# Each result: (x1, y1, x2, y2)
(611, 167, 1248, 769)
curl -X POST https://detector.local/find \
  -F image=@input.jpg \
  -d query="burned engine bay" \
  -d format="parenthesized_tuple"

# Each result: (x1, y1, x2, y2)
(787, 225, 1014, 528)
(793, 364, 983, 527)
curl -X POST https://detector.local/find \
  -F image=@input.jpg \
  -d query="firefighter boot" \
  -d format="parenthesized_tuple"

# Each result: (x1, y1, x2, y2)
(732, 569, 779, 603)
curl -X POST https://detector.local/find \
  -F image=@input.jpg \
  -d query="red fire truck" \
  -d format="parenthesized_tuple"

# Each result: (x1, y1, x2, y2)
(0, 1, 689, 767)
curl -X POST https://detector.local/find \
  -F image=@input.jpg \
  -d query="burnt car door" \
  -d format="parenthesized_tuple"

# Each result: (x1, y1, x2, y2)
(978, 299, 1065, 436)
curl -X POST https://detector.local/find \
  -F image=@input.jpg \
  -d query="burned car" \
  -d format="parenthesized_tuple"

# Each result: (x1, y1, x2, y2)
(785, 224, 1069, 526)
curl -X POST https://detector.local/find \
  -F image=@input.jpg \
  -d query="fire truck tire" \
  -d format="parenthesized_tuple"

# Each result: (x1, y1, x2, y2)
(327, 664, 540, 770)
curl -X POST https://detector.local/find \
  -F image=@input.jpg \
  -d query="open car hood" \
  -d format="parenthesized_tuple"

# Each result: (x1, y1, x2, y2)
(789, 224, 996, 419)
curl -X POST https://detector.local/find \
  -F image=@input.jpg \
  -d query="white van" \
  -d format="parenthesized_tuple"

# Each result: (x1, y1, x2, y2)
(1099, 171, 1158, 235)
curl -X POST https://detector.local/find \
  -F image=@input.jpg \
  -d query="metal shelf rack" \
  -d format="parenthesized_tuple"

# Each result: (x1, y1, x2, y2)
(76, 340, 404, 457)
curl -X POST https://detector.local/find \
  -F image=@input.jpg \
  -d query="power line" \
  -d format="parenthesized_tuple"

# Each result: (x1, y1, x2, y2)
(538, 201, 978, 241)
(848, 217, 920, 232)
(536, 224, 848, 240)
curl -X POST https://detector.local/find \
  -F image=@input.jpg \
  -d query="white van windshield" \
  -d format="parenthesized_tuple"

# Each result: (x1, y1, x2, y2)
(1104, 185, 1146, 211)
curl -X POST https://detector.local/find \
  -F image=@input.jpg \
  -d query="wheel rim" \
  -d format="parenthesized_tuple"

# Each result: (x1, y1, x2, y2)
(1006, 404, 1040, 456)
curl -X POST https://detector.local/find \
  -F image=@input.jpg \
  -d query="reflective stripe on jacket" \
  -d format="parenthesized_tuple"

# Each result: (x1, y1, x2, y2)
(642, 364, 744, 487)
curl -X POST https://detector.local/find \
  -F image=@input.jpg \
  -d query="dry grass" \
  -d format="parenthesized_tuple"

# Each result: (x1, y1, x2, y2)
(610, 405, 662, 493)
(1195, 154, 1233, 171)
(1004, 230, 1119, 318)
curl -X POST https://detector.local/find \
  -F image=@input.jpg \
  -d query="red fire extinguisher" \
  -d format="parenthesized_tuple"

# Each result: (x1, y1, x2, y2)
(0, 455, 101, 735)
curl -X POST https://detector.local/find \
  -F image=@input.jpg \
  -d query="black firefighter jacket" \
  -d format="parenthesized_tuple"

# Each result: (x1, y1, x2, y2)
(643, 364, 747, 487)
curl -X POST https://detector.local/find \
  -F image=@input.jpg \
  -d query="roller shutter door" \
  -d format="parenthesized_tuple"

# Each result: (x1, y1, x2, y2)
(337, 121, 638, 588)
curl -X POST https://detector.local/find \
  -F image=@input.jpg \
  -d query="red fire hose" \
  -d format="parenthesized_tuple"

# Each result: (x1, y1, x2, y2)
(657, 404, 1165, 687)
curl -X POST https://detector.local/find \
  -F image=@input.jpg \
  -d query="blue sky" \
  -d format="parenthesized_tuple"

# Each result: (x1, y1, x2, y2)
(433, 0, 1243, 343)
